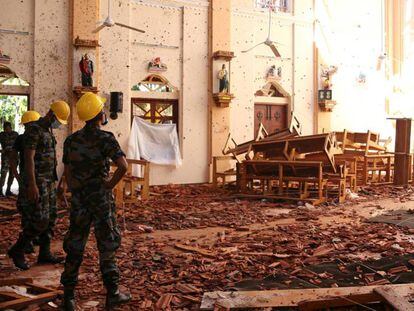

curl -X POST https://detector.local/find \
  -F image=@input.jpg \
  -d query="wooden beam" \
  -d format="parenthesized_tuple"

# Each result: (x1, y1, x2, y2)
(174, 243, 216, 258)
(374, 287, 414, 311)
(200, 284, 414, 310)
(0, 278, 33, 286)
(297, 293, 383, 310)
(0, 291, 60, 310)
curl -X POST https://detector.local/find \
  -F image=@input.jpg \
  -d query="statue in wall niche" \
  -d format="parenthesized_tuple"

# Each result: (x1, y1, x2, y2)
(217, 64, 229, 93)
(79, 53, 94, 87)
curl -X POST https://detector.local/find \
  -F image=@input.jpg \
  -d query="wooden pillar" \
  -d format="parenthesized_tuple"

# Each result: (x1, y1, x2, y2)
(385, 0, 404, 77)
(393, 118, 411, 186)
(208, 0, 232, 179)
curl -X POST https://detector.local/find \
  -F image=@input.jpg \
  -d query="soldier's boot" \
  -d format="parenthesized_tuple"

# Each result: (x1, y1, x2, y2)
(24, 241, 35, 254)
(8, 235, 30, 270)
(62, 287, 76, 311)
(37, 243, 63, 264)
(105, 286, 131, 310)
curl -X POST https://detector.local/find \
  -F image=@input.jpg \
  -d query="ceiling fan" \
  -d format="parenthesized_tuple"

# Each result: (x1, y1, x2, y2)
(242, 5, 282, 58)
(93, 0, 145, 34)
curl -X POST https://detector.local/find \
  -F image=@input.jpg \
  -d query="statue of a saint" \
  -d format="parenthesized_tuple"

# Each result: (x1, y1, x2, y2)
(79, 54, 94, 87)
(217, 64, 229, 93)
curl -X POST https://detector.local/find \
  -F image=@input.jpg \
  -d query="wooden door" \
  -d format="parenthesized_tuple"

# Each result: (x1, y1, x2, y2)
(254, 103, 287, 136)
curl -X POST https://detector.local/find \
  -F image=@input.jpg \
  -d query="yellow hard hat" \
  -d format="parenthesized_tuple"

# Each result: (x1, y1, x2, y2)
(76, 92, 106, 122)
(21, 111, 41, 124)
(50, 100, 70, 125)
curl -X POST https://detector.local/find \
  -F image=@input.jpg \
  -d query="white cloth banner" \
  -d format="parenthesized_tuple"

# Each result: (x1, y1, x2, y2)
(127, 117, 182, 176)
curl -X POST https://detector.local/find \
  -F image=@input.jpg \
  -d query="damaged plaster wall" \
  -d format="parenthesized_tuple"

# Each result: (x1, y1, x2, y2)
(229, 0, 315, 143)
(0, 0, 34, 88)
(0, 0, 70, 176)
(99, 0, 209, 185)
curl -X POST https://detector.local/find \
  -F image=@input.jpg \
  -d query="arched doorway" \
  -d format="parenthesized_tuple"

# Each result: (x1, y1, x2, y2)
(254, 81, 292, 136)
(0, 65, 30, 132)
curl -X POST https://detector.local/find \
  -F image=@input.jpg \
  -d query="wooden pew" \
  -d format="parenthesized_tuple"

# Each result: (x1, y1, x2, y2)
(238, 160, 328, 205)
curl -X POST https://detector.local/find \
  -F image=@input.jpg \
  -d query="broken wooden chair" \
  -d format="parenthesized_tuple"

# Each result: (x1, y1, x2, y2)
(113, 159, 150, 206)
(212, 156, 238, 188)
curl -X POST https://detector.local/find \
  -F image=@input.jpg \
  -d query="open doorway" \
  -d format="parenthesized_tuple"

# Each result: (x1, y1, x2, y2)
(0, 94, 29, 133)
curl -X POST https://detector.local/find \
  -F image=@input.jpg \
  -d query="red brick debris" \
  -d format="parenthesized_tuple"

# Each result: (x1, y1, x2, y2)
(1, 184, 414, 310)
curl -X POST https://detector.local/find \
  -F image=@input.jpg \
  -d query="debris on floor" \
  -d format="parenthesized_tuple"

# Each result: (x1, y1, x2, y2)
(1, 184, 414, 309)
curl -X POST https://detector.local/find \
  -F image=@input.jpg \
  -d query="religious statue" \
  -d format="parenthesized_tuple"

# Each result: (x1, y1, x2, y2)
(217, 64, 229, 93)
(320, 65, 338, 90)
(79, 54, 94, 87)
(148, 57, 168, 72)
(266, 65, 282, 80)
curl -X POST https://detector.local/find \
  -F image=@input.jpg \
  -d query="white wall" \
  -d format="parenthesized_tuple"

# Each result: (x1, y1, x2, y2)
(229, 0, 315, 145)
(316, 0, 393, 139)
(99, 0, 210, 185)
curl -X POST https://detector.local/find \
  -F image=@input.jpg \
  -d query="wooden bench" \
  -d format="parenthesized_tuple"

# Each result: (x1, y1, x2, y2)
(238, 160, 328, 205)
(335, 130, 395, 186)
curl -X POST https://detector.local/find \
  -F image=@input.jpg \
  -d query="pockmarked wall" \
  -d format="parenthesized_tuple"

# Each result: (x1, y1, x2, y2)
(0, 0, 70, 175)
(98, 0, 210, 185)
(229, 0, 315, 144)
(315, 0, 392, 139)
(0, 0, 319, 185)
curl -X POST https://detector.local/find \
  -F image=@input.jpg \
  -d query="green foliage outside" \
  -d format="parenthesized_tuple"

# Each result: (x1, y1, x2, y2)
(0, 95, 28, 132)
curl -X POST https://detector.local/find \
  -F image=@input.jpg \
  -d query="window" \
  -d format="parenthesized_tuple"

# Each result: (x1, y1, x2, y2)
(131, 74, 179, 130)
(255, 0, 291, 13)
(131, 74, 177, 93)
(132, 99, 178, 125)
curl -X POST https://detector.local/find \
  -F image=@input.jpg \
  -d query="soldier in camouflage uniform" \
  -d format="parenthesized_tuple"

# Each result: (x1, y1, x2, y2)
(8, 101, 70, 270)
(9, 111, 41, 254)
(0, 121, 19, 196)
(61, 92, 130, 311)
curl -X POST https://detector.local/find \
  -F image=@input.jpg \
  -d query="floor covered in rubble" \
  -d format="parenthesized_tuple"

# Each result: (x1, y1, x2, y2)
(2, 185, 414, 310)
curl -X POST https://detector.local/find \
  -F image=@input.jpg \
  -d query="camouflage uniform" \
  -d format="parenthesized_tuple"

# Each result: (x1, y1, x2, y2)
(19, 118, 58, 248)
(60, 125, 125, 288)
(13, 134, 27, 227)
(0, 130, 19, 190)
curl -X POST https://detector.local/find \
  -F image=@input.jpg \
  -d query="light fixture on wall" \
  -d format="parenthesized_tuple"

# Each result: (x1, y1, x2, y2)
(93, 0, 145, 34)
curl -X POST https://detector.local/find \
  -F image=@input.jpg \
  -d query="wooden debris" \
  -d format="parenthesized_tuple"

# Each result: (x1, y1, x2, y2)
(0, 279, 61, 310)
(374, 286, 413, 311)
(174, 243, 216, 258)
(297, 293, 383, 310)
(200, 284, 414, 310)
(155, 293, 173, 310)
